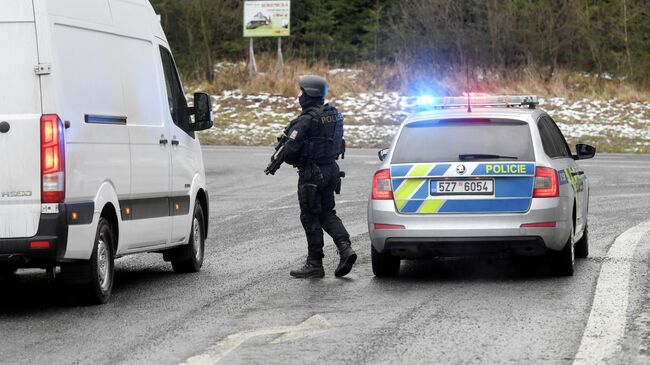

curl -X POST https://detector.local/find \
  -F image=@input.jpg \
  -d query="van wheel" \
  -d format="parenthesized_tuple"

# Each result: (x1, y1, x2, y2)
(548, 227, 575, 276)
(372, 245, 400, 277)
(85, 217, 115, 305)
(575, 224, 589, 258)
(171, 202, 205, 273)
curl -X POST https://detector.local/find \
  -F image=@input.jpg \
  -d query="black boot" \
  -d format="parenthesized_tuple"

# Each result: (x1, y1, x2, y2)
(335, 242, 357, 277)
(290, 256, 325, 278)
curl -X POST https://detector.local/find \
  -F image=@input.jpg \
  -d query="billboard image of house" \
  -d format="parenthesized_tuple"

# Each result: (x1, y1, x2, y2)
(243, 1, 290, 37)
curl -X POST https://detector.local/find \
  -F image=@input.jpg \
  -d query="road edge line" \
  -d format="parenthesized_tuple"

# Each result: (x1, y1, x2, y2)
(573, 220, 650, 364)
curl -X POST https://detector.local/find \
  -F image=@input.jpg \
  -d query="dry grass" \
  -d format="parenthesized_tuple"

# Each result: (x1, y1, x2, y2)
(191, 57, 650, 152)
(190, 56, 396, 97)
(463, 66, 650, 102)
(188, 56, 649, 102)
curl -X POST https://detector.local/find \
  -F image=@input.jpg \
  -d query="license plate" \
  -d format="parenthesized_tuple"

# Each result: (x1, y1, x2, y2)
(431, 179, 494, 195)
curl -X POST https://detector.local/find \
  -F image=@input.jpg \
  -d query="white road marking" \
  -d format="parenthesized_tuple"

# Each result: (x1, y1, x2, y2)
(573, 220, 650, 364)
(181, 315, 331, 365)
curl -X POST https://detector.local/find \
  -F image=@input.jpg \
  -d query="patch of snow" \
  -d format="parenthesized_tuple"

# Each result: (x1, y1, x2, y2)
(205, 90, 650, 150)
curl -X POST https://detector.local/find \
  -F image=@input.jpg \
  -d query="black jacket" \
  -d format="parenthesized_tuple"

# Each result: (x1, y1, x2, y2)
(284, 103, 344, 166)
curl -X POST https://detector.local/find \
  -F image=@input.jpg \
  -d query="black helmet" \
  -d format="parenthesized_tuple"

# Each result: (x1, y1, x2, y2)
(299, 75, 328, 98)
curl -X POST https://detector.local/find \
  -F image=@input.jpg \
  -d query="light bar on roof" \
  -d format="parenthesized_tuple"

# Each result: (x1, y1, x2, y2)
(416, 95, 539, 109)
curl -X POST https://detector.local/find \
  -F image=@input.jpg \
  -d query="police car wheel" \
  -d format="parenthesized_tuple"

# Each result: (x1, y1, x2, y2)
(574, 224, 589, 259)
(548, 226, 575, 277)
(171, 202, 205, 273)
(371, 245, 400, 277)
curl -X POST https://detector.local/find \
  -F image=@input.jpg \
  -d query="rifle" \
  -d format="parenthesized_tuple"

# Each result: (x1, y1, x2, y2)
(264, 133, 290, 175)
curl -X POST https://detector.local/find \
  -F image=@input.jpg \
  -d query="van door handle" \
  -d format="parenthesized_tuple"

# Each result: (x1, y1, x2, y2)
(171, 139, 179, 146)
(159, 138, 168, 145)
(571, 171, 584, 176)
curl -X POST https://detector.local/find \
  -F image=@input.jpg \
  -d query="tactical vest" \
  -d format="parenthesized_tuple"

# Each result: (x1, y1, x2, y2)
(302, 105, 345, 164)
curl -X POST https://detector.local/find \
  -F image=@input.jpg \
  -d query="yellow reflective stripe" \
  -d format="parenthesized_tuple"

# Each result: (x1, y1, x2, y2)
(407, 163, 434, 177)
(395, 200, 408, 210)
(564, 168, 572, 184)
(418, 199, 445, 213)
(394, 179, 424, 200)
(565, 167, 577, 186)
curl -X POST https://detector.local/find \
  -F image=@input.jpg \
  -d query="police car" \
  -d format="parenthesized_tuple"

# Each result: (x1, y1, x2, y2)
(368, 95, 595, 277)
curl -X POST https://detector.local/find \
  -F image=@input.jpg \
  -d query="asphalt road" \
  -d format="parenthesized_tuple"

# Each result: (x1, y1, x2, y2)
(2, 147, 650, 364)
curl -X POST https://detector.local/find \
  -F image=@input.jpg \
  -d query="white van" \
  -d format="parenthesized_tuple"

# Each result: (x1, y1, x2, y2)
(0, 0, 213, 304)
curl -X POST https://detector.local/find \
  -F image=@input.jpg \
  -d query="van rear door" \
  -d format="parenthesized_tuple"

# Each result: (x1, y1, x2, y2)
(0, 1, 43, 238)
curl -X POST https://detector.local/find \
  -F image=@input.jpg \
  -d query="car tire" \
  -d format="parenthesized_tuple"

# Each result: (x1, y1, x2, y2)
(170, 202, 205, 273)
(371, 245, 400, 277)
(574, 224, 589, 258)
(548, 227, 575, 277)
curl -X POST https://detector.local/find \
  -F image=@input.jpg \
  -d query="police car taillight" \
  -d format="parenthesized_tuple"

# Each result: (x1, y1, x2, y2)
(372, 169, 393, 200)
(41, 114, 65, 203)
(533, 167, 559, 198)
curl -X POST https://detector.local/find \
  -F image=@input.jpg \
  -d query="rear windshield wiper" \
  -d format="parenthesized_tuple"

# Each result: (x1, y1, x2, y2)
(458, 154, 519, 161)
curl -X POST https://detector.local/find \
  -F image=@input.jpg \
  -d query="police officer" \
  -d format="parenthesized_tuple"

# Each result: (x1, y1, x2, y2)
(282, 75, 356, 278)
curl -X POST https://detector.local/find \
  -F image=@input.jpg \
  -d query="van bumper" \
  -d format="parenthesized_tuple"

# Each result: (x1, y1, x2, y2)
(0, 204, 69, 268)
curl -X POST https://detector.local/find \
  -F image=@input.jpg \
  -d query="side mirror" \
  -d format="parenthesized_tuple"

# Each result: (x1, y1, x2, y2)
(573, 143, 596, 160)
(190, 92, 213, 131)
(378, 148, 389, 161)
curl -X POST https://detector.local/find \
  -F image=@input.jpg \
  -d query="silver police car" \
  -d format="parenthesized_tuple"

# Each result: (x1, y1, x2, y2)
(368, 95, 595, 277)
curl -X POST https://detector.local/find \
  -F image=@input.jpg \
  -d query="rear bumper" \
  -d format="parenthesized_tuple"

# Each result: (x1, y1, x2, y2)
(385, 236, 546, 258)
(0, 204, 68, 267)
(368, 197, 572, 255)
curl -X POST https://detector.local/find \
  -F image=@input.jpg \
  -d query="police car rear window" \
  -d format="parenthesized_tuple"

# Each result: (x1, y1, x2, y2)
(392, 118, 535, 164)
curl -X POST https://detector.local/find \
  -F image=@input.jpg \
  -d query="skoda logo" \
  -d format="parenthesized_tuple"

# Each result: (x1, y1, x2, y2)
(456, 164, 467, 175)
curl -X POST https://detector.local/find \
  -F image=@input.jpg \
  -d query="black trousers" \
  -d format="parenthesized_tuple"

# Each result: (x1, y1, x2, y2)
(297, 162, 350, 258)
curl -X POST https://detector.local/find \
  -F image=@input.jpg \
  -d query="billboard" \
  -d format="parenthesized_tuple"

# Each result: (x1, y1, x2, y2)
(243, 1, 291, 37)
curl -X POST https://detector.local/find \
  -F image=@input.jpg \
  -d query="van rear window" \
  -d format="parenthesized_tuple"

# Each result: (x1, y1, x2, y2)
(391, 118, 535, 164)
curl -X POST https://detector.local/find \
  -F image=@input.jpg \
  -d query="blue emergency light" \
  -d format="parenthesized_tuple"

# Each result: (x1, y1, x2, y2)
(415, 95, 539, 110)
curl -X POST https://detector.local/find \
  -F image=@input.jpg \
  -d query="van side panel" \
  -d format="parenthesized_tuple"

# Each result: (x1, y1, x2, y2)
(0, 5, 43, 239)
(26, 0, 198, 258)
(51, 24, 131, 202)
(112, 0, 172, 250)
(34, 3, 131, 257)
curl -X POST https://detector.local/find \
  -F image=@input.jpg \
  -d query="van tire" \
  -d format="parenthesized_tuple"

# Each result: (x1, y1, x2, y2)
(82, 217, 115, 305)
(548, 228, 575, 277)
(372, 245, 400, 277)
(575, 225, 589, 258)
(170, 202, 205, 273)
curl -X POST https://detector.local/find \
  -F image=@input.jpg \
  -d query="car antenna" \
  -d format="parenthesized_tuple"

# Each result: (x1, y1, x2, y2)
(465, 63, 471, 113)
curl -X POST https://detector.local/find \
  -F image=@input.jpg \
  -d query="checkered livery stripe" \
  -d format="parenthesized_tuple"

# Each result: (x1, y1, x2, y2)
(390, 162, 536, 214)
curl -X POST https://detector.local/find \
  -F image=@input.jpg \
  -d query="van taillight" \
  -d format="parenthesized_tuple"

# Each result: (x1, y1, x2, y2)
(372, 169, 393, 200)
(533, 167, 558, 198)
(41, 114, 65, 203)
